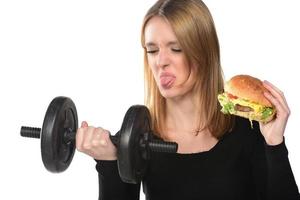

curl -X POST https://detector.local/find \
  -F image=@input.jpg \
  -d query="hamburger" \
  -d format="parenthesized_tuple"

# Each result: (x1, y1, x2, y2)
(218, 75, 276, 126)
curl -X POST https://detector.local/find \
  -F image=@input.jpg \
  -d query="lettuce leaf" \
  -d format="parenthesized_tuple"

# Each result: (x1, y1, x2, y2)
(262, 107, 274, 119)
(218, 94, 235, 114)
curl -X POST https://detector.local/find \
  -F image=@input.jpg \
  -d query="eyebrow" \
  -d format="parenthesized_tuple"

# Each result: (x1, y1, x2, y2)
(145, 41, 179, 47)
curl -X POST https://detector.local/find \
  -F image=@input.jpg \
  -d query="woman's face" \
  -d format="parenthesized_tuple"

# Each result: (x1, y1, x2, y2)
(144, 16, 196, 100)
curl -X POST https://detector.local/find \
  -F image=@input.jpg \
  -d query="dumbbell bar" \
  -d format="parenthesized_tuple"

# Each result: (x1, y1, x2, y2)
(21, 126, 118, 150)
(20, 96, 178, 184)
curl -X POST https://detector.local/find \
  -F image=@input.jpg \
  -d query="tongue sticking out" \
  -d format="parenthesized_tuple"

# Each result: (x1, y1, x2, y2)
(160, 76, 175, 89)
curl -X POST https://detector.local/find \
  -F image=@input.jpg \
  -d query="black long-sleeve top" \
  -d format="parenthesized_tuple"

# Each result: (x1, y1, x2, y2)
(96, 117, 300, 200)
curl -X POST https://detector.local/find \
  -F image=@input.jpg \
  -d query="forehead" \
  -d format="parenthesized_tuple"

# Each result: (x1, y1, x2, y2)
(144, 16, 178, 45)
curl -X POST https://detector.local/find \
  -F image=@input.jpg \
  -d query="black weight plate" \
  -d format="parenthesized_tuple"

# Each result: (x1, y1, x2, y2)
(41, 96, 78, 173)
(118, 105, 151, 184)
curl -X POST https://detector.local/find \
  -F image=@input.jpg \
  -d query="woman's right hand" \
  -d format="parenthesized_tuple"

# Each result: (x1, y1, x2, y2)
(76, 121, 117, 160)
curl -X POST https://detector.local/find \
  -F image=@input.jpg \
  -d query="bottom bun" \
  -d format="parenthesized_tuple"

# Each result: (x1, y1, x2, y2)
(233, 110, 276, 123)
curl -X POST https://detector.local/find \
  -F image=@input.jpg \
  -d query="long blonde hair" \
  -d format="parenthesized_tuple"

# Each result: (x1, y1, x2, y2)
(141, 0, 234, 139)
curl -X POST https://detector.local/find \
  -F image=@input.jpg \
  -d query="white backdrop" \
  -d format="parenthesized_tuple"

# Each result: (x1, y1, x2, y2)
(0, 0, 299, 199)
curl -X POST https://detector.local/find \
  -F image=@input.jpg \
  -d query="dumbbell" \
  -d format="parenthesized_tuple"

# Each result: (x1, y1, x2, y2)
(20, 96, 178, 184)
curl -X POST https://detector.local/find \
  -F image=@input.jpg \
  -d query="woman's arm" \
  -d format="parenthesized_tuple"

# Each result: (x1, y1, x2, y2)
(96, 160, 141, 200)
(76, 122, 140, 199)
(251, 123, 300, 200)
(252, 80, 299, 199)
(264, 139, 299, 199)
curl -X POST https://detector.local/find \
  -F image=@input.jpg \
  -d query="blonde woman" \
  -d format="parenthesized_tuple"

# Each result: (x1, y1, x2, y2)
(76, 0, 299, 199)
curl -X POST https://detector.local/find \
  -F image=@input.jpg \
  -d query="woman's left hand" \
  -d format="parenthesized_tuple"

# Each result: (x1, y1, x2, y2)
(259, 80, 291, 145)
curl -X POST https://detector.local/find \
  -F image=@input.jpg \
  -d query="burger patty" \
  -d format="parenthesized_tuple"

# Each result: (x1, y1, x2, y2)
(234, 104, 254, 112)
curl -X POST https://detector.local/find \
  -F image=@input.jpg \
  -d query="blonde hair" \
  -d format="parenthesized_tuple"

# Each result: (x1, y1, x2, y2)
(141, 0, 234, 139)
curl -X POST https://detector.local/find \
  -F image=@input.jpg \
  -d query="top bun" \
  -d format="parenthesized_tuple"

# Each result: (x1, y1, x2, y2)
(225, 75, 272, 107)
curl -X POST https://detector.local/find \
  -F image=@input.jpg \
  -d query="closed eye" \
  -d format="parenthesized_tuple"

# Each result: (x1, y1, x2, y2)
(172, 48, 182, 53)
(146, 50, 158, 54)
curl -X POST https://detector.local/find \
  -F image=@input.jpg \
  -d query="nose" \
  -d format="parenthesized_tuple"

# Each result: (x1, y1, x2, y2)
(156, 49, 170, 69)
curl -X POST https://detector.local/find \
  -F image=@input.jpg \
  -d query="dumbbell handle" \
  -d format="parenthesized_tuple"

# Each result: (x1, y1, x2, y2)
(63, 128, 119, 146)
(20, 126, 178, 153)
(20, 126, 118, 145)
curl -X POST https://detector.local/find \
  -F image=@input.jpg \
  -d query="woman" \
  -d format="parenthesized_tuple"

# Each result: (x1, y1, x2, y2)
(76, 0, 299, 199)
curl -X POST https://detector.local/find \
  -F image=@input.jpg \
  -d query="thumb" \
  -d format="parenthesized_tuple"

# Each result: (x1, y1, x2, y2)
(81, 121, 88, 128)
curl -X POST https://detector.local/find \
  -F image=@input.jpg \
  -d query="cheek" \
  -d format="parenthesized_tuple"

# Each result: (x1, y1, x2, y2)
(148, 60, 159, 81)
(177, 60, 192, 82)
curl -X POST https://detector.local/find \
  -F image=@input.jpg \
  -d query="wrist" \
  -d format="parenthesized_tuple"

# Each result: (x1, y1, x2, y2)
(265, 136, 284, 146)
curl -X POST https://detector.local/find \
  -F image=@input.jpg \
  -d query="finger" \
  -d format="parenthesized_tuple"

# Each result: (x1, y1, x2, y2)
(263, 81, 285, 103)
(82, 126, 96, 151)
(81, 121, 88, 128)
(77, 122, 89, 152)
(263, 80, 282, 94)
(76, 127, 86, 152)
(94, 127, 108, 147)
(264, 91, 289, 118)
(263, 81, 290, 112)
(102, 130, 113, 146)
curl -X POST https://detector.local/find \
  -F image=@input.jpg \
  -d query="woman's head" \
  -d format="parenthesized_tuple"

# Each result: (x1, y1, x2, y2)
(144, 16, 197, 99)
(141, 0, 233, 138)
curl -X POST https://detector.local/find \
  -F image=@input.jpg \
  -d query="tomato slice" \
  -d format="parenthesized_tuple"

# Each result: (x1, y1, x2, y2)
(227, 93, 238, 99)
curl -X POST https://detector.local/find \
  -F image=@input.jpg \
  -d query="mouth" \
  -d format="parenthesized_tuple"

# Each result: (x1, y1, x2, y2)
(159, 72, 176, 89)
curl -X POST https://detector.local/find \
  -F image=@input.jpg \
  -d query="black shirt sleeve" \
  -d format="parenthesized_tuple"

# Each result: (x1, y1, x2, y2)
(264, 140, 300, 199)
(95, 160, 141, 200)
(250, 122, 300, 200)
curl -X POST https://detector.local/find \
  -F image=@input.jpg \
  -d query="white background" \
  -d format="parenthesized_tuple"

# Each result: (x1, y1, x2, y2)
(0, 0, 299, 199)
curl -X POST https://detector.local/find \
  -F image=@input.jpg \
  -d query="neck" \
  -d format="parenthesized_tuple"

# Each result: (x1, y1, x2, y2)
(165, 93, 200, 135)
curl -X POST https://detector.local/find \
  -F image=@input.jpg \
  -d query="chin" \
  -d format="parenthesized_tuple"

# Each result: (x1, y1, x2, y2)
(160, 92, 176, 99)
(158, 86, 175, 99)
(158, 86, 190, 100)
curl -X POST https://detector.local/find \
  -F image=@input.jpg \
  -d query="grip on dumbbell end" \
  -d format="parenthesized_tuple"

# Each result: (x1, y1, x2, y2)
(20, 126, 41, 139)
(149, 139, 178, 153)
